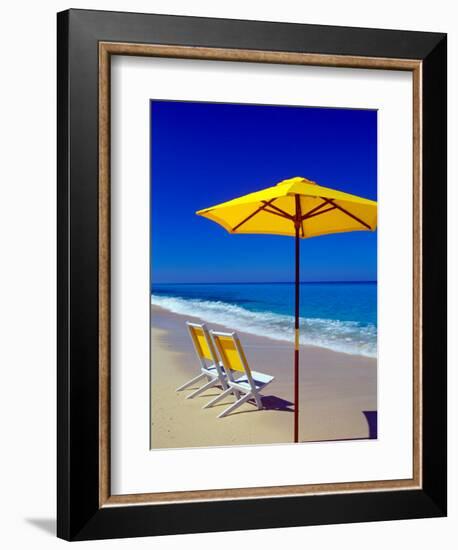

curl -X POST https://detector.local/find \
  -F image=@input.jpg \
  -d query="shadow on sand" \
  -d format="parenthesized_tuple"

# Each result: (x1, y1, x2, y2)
(214, 394, 294, 417)
(301, 410, 378, 443)
(362, 410, 378, 439)
(182, 383, 293, 410)
(261, 395, 294, 412)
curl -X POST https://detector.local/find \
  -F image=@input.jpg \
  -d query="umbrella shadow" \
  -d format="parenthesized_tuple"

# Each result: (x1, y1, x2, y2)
(300, 410, 378, 443)
(362, 410, 378, 439)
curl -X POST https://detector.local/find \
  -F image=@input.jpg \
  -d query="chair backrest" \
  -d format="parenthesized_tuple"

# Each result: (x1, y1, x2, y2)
(210, 331, 254, 387)
(186, 322, 221, 371)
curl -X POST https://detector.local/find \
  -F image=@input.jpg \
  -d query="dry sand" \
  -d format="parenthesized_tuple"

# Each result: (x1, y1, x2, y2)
(150, 305, 377, 449)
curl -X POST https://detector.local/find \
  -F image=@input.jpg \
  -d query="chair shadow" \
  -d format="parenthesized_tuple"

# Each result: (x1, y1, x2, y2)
(181, 387, 375, 432)
(363, 410, 378, 439)
(215, 395, 294, 417)
(25, 518, 56, 536)
(178, 383, 294, 414)
(261, 395, 294, 412)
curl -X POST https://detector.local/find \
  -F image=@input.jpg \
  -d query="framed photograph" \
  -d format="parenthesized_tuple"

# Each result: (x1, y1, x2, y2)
(57, 9, 447, 541)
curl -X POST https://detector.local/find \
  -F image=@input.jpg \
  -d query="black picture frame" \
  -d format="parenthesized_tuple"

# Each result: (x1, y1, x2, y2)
(57, 8, 447, 541)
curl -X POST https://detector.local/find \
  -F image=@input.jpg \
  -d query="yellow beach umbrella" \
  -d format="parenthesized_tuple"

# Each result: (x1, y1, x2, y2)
(197, 176, 377, 442)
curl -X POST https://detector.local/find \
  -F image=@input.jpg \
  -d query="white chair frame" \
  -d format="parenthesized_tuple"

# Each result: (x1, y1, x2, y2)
(176, 322, 227, 401)
(209, 330, 274, 418)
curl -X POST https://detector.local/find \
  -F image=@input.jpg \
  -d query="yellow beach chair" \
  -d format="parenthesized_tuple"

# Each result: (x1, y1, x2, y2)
(209, 330, 274, 418)
(176, 322, 227, 400)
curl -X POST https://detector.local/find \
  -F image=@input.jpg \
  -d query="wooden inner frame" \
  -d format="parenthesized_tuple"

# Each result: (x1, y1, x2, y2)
(98, 42, 422, 507)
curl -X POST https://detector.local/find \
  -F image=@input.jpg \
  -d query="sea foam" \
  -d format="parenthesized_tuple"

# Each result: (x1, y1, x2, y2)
(151, 294, 377, 358)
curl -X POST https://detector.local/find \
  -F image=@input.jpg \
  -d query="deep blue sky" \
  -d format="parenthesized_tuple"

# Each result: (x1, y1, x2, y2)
(150, 100, 377, 284)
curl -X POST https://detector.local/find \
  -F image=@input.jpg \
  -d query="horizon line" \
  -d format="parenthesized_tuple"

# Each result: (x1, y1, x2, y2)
(151, 280, 377, 286)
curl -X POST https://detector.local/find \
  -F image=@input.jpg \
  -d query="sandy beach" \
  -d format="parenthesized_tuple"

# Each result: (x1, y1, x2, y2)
(150, 304, 377, 449)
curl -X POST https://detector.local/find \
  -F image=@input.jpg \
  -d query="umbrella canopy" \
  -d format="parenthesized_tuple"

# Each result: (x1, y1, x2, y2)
(197, 176, 377, 239)
(196, 176, 377, 442)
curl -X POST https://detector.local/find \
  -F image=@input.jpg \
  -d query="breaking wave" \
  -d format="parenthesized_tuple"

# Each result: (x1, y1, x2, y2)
(151, 294, 377, 358)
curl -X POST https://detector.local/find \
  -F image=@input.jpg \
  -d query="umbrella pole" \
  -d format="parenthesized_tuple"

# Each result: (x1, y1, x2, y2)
(294, 224, 300, 443)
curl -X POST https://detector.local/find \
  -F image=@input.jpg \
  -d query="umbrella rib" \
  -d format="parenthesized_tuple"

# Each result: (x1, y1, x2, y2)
(263, 207, 293, 220)
(301, 200, 331, 221)
(326, 199, 372, 230)
(229, 193, 371, 233)
(303, 205, 337, 219)
(301, 197, 371, 230)
(262, 201, 294, 220)
(232, 199, 276, 231)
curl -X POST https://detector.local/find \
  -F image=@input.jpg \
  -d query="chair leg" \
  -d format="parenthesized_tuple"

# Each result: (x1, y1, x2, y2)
(218, 392, 253, 418)
(186, 378, 218, 399)
(176, 372, 206, 392)
(253, 391, 263, 409)
(203, 387, 233, 409)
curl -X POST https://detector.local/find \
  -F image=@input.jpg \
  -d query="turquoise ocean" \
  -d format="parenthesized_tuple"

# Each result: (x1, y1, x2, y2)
(151, 282, 377, 358)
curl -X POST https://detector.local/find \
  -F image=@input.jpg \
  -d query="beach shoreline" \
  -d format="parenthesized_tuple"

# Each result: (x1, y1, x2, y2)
(151, 282, 377, 359)
(150, 304, 377, 450)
